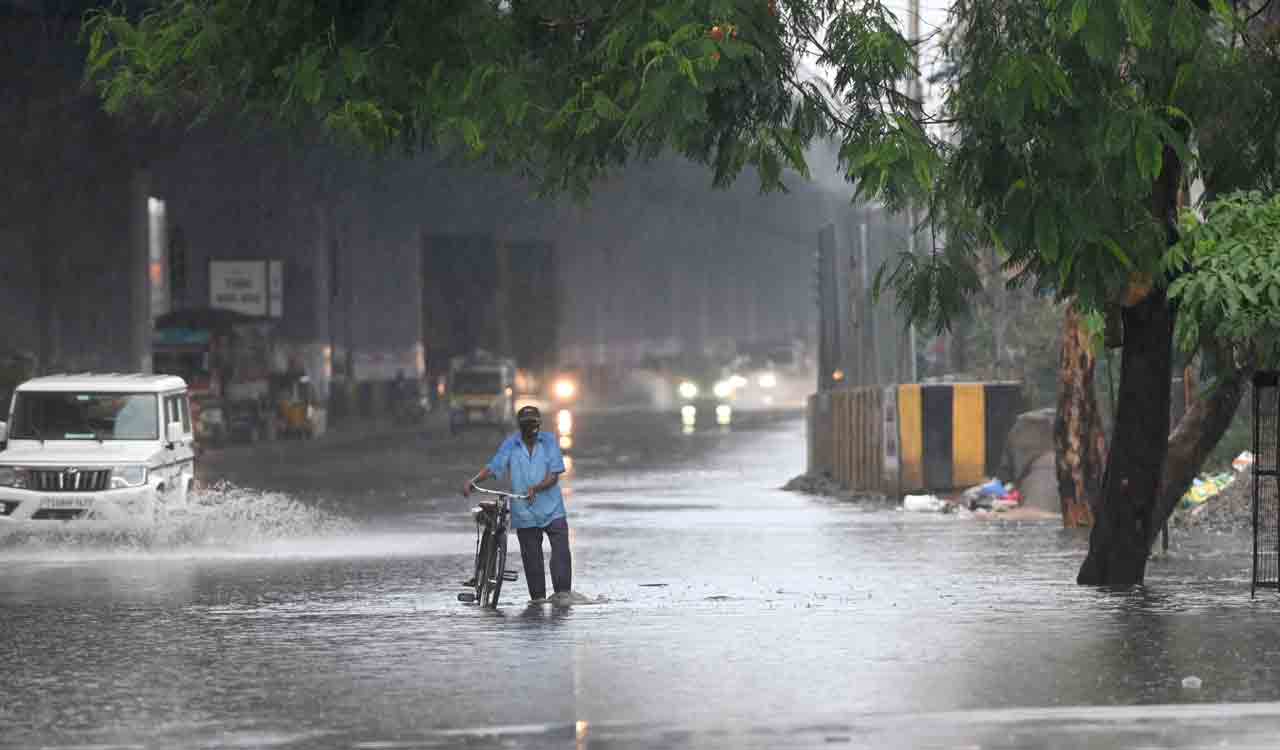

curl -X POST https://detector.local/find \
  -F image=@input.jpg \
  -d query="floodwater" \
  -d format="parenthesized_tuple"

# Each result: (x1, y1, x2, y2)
(2, 411, 1280, 749)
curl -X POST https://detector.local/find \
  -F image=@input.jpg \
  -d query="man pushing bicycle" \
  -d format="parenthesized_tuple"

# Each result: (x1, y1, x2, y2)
(463, 405, 571, 605)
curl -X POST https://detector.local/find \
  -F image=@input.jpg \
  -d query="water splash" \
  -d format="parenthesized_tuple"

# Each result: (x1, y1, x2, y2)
(0, 481, 353, 558)
(165, 480, 354, 544)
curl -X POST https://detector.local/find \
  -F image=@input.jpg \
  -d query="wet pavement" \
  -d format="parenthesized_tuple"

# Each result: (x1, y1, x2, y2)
(3, 409, 1280, 749)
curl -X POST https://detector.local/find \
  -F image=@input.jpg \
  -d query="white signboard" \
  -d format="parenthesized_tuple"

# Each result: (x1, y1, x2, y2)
(210, 260, 283, 318)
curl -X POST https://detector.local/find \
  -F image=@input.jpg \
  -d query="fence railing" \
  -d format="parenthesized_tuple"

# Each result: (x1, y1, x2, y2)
(1253, 371, 1280, 596)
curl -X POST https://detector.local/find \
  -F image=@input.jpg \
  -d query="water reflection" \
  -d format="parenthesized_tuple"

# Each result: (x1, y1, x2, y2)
(557, 409, 574, 436)
(716, 404, 732, 425)
(4, 416, 1280, 748)
(681, 405, 697, 426)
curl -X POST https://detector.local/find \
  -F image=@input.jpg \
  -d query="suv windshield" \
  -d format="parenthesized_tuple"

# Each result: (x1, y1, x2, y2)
(11, 392, 159, 440)
(453, 371, 504, 394)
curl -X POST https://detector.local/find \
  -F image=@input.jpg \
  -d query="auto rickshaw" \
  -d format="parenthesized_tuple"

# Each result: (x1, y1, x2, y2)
(272, 372, 318, 439)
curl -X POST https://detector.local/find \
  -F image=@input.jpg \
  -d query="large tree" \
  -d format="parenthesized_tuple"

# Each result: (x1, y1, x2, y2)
(82, 0, 1280, 584)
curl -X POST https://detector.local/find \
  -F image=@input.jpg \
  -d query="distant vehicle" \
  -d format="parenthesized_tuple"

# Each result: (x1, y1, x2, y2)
(152, 308, 279, 447)
(547, 368, 581, 406)
(667, 356, 737, 428)
(0, 373, 196, 527)
(723, 339, 813, 410)
(448, 353, 517, 435)
(270, 371, 322, 439)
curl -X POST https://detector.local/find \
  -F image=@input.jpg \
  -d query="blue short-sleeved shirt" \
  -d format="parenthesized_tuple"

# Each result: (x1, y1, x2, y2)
(486, 431, 567, 529)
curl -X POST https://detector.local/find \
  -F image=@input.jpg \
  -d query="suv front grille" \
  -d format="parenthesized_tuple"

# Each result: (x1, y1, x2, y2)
(31, 469, 110, 492)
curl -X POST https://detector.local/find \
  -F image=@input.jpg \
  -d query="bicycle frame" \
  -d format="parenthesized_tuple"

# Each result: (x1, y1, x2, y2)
(459, 482, 526, 608)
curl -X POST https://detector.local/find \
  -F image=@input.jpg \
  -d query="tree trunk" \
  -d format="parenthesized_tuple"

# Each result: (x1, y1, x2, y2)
(1076, 123, 1187, 586)
(1055, 303, 1106, 528)
(1149, 348, 1252, 538)
(1076, 287, 1176, 585)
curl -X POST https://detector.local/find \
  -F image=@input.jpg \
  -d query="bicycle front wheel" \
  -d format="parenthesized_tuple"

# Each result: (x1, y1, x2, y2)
(481, 529, 507, 608)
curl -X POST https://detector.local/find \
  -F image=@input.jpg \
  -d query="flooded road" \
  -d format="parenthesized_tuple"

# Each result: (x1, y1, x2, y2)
(3, 411, 1280, 749)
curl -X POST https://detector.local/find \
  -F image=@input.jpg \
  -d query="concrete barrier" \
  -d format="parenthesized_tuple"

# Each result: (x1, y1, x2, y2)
(808, 382, 1024, 495)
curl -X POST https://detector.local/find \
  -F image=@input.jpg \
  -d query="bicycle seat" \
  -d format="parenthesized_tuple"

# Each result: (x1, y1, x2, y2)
(477, 500, 499, 511)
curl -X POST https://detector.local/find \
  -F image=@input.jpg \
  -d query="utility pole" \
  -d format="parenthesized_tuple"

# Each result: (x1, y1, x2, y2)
(905, 0, 922, 383)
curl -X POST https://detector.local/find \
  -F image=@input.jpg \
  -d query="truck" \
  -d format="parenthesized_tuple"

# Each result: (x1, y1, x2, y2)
(447, 352, 517, 435)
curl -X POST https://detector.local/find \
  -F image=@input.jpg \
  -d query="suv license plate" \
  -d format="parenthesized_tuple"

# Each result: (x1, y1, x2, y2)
(41, 496, 92, 510)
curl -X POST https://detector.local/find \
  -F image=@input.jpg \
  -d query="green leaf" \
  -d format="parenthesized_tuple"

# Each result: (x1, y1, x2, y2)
(1082, 17, 1108, 61)
(1105, 116, 1131, 155)
(1169, 4, 1200, 54)
(1071, 0, 1089, 34)
(1029, 74, 1050, 111)
(1170, 63, 1195, 103)
(592, 91, 625, 121)
(576, 112, 599, 137)
(1102, 237, 1133, 269)
(1121, 0, 1152, 47)
(1135, 125, 1163, 182)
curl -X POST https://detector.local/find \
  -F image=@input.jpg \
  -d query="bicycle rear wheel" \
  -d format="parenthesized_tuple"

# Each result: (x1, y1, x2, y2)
(481, 529, 507, 608)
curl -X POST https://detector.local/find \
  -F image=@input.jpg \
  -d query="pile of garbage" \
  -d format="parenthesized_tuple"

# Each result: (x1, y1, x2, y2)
(961, 478, 1024, 511)
(1173, 451, 1256, 532)
(902, 478, 1024, 514)
(1179, 472, 1236, 513)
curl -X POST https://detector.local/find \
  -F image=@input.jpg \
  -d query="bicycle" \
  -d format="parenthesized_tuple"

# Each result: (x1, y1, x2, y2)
(457, 481, 525, 608)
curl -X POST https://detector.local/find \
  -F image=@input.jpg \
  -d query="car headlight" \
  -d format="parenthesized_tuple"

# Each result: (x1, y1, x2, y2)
(758, 372, 778, 389)
(0, 467, 28, 488)
(678, 382, 699, 400)
(111, 465, 148, 489)
(553, 378, 577, 401)
(713, 381, 733, 399)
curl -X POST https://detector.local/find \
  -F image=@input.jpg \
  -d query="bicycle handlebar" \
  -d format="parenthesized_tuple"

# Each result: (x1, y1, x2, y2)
(469, 482, 528, 500)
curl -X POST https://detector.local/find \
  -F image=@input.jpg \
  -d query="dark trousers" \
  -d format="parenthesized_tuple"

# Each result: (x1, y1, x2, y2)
(516, 517, 571, 599)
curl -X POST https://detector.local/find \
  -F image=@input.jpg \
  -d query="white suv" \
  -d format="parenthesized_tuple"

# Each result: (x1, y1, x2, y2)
(0, 373, 196, 526)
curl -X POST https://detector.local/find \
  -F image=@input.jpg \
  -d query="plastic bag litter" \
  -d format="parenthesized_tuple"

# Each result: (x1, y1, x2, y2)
(1233, 451, 1255, 473)
(903, 494, 951, 513)
(991, 489, 1023, 511)
(979, 479, 1008, 497)
(963, 478, 1017, 510)
(1179, 472, 1235, 509)
(1182, 675, 1203, 690)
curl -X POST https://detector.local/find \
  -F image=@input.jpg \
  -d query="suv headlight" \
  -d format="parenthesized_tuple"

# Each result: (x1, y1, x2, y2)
(111, 466, 148, 489)
(0, 467, 29, 488)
